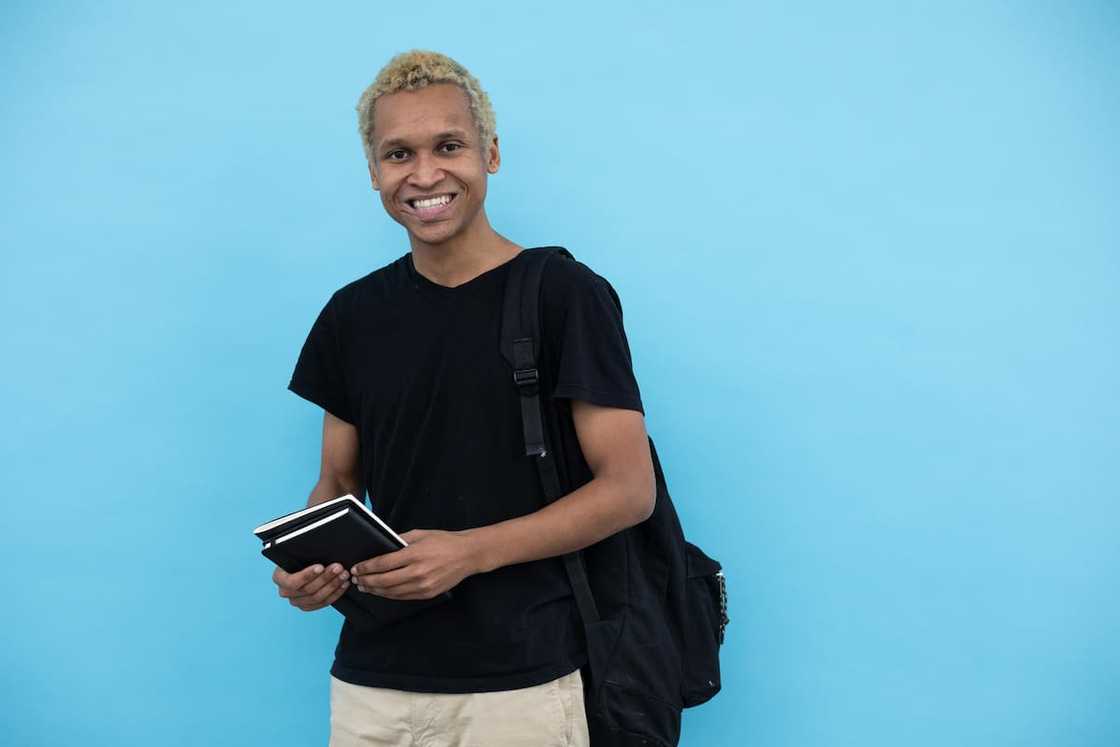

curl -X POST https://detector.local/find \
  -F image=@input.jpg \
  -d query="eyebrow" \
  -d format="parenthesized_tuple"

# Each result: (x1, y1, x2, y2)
(379, 129, 471, 151)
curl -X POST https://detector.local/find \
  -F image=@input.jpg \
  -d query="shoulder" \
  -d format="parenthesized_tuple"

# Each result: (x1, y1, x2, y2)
(537, 250, 630, 345)
(540, 250, 619, 307)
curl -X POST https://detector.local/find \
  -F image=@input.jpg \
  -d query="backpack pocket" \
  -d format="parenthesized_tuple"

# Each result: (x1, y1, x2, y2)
(681, 541, 726, 707)
(584, 611, 684, 747)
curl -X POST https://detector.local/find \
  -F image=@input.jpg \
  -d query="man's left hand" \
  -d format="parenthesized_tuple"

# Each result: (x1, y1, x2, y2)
(351, 529, 481, 600)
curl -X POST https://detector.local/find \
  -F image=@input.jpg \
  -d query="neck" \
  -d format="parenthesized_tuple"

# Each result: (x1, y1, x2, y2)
(408, 210, 522, 287)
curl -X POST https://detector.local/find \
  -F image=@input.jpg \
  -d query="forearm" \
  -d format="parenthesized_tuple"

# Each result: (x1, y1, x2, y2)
(305, 475, 363, 508)
(467, 475, 652, 574)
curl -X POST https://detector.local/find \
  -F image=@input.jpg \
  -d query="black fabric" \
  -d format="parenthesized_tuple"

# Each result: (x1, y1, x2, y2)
(287, 246, 644, 693)
(506, 248, 727, 747)
(500, 248, 603, 637)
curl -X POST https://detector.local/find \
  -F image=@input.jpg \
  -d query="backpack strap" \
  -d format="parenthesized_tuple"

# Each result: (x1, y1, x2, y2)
(499, 246, 601, 626)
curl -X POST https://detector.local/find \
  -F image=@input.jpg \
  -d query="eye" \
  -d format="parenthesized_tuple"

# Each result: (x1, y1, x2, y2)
(438, 142, 463, 153)
(384, 149, 408, 161)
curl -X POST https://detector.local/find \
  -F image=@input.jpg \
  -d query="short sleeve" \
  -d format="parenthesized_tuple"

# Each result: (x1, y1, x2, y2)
(288, 293, 355, 425)
(544, 260, 644, 415)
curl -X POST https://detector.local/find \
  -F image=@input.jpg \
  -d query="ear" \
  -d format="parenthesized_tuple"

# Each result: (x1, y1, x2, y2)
(486, 135, 501, 174)
(367, 160, 380, 191)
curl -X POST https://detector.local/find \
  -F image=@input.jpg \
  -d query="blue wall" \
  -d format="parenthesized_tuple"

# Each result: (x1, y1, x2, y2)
(3, 1, 1117, 745)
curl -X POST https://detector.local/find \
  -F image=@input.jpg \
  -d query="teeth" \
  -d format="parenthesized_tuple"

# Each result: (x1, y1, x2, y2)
(412, 194, 452, 209)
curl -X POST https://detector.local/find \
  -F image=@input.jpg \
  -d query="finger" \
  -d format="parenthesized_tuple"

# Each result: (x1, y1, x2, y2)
(325, 580, 350, 606)
(300, 563, 350, 594)
(279, 563, 341, 598)
(288, 564, 349, 598)
(355, 567, 413, 595)
(279, 565, 325, 597)
(371, 581, 434, 601)
(274, 564, 308, 588)
(323, 578, 351, 605)
(312, 573, 350, 605)
(352, 549, 410, 578)
(276, 563, 325, 592)
(297, 575, 349, 610)
(288, 577, 344, 609)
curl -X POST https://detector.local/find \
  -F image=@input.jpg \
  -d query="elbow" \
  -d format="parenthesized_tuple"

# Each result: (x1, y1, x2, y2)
(629, 469, 656, 526)
(597, 466, 656, 531)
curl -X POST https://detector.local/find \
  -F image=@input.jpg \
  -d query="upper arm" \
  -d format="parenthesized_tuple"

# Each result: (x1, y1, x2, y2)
(320, 410, 361, 494)
(570, 399, 656, 522)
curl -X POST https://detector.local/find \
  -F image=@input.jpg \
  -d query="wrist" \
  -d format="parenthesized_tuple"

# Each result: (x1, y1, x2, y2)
(462, 525, 501, 575)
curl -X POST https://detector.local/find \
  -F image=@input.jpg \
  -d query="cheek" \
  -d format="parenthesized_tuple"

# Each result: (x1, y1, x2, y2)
(470, 173, 489, 201)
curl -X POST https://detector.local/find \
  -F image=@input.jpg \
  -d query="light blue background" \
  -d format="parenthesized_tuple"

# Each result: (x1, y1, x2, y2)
(3, 1, 1117, 745)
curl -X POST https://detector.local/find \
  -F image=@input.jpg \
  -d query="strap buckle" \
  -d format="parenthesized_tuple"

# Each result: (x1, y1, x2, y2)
(513, 368, 539, 386)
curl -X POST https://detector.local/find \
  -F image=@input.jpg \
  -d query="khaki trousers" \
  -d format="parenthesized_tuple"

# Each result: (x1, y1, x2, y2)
(328, 668, 591, 747)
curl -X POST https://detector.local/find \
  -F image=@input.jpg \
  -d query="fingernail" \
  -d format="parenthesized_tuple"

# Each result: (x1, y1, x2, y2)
(313, 566, 324, 574)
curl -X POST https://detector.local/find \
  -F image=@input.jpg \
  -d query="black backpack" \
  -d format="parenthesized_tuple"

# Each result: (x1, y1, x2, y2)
(499, 246, 729, 746)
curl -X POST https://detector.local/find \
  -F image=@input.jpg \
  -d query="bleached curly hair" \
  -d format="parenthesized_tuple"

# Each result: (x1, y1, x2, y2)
(356, 50, 496, 167)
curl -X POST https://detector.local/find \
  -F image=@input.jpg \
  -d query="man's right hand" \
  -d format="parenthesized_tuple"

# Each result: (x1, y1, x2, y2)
(273, 563, 351, 612)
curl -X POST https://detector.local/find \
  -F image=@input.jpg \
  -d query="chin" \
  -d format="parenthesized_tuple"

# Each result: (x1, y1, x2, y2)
(409, 225, 461, 246)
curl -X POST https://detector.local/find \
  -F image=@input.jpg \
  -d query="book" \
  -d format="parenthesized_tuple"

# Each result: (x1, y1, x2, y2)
(254, 494, 451, 631)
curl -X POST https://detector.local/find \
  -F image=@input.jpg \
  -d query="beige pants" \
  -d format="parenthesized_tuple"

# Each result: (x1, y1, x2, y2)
(328, 668, 591, 747)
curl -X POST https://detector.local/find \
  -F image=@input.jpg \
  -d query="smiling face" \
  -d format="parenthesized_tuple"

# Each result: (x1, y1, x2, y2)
(367, 83, 500, 249)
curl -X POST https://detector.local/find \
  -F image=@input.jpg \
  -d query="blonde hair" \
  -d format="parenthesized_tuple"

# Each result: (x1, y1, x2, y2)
(356, 50, 496, 167)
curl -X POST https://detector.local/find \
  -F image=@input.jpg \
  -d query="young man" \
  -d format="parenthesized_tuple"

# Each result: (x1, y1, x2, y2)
(275, 50, 655, 746)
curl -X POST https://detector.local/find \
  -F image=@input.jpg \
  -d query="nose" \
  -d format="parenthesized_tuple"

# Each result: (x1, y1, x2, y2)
(407, 151, 446, 190)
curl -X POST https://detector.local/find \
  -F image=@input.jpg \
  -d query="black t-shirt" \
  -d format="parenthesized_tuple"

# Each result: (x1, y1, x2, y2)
(287, 247, 644, 693)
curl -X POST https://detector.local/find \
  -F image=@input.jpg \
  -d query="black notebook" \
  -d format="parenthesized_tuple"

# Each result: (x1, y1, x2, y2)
(253, 494, 451, 631)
